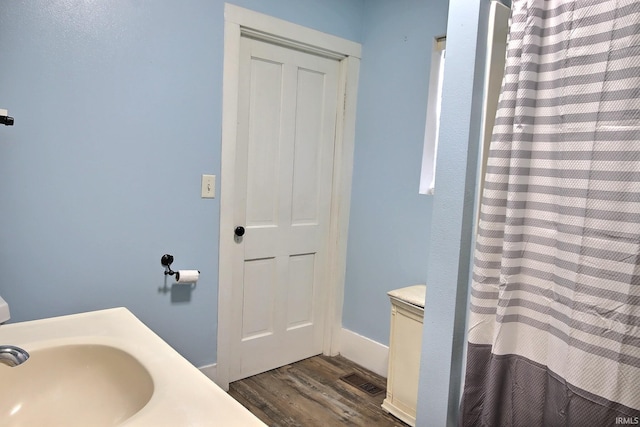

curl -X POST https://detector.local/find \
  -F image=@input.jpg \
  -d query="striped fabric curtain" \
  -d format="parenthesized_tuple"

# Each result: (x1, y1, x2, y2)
(461, 1, 640, 426)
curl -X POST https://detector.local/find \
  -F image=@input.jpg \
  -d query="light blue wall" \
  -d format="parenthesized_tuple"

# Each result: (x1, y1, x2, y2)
(0, 0, 363, 368)
(1, 4, 489, 423)
(417, 0, 490, 425)
(343, 0, 448, 346)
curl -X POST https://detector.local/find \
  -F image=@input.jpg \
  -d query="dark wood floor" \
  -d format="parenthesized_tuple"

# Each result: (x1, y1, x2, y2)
(228, 355, 409, 427)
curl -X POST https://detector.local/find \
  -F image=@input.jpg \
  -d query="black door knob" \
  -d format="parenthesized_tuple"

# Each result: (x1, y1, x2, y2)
(234, 226, 245, 237)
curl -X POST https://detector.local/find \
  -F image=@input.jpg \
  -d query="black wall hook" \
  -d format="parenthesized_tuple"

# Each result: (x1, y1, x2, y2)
(161, 254, 176, 276)
(0, 109, 14, 126)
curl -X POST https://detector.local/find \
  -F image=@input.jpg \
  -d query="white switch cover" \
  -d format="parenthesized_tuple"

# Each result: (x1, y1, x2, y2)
(201, 174, 216, 198)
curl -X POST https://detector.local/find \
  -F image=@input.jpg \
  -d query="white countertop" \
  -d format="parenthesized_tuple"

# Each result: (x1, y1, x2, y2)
(387, 284, 426, 308)
(0, 307, 266, 427)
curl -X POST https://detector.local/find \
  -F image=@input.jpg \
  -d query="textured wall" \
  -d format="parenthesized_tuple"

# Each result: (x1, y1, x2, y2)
(417, 0, 490, 425)
(343, 0, 448, 346)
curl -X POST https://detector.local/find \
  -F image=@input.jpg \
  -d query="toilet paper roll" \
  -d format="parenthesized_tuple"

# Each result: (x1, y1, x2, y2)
(175, 270, 199, 284)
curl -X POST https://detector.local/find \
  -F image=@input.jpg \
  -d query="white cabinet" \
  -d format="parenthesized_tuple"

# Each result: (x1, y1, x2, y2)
(381, 285, 426, 427)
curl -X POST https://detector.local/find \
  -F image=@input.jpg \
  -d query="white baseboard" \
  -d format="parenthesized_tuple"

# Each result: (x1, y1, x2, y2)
(199, 363, 218, 384)
(201, 329, 388, 385)
(339, 328, 388, 378)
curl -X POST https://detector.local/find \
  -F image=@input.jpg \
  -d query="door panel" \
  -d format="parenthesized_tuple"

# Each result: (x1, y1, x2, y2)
(231, 36, 340, 381)
(287, 253, 316, 328)
(291, 68, 327, 225)
(241, 257, 277, 340)
(245, 58, 282, 227)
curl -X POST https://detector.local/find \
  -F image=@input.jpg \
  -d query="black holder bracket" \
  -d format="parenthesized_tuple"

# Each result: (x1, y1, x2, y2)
(0, 115, 14, 126)
(161, 254, 176, 276)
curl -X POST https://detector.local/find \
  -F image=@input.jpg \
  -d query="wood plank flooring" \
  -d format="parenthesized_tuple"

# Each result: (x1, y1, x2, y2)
(228, 355, 409, 427)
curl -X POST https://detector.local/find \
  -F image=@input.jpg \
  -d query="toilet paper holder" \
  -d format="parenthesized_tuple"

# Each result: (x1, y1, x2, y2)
(160, 254, 200, 281)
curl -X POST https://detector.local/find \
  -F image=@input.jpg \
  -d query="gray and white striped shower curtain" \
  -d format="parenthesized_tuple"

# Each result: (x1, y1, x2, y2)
(461, 1, 640, 426)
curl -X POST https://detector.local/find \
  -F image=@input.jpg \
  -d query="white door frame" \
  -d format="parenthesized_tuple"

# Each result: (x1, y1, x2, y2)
(217, 3, 361, 390)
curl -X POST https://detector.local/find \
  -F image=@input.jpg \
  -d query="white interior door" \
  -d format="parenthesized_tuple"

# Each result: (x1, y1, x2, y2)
(229, 36, 340, 381)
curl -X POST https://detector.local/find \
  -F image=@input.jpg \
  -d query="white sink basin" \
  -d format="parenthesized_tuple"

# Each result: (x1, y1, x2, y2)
(0, 344, 153, 426)
(0, 308, 266, 426)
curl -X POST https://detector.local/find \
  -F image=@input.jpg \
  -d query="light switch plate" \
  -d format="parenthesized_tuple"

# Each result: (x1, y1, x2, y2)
(201, 174, 216, 198)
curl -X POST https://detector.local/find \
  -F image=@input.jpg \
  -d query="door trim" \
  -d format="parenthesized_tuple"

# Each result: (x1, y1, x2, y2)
(217, 3, 361, 390)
